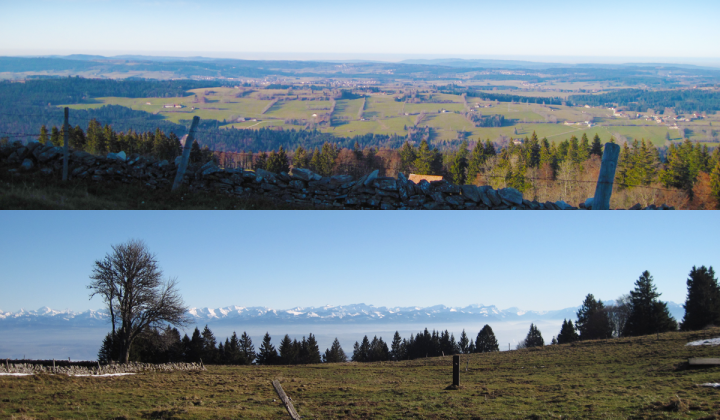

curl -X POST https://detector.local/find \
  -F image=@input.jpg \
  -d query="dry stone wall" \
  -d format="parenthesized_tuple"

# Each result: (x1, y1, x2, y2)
(0, 140, 673, 210)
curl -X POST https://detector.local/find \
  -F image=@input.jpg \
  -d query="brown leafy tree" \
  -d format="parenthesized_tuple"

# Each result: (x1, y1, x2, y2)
(88, 239, 189, 363)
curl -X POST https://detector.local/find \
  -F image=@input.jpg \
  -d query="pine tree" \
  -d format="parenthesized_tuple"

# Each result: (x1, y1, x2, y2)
(98, 332, 121, 363)
(576, 294, 613, 340)
(450, 140, 469, 184)
(318, 142, 338, 176)
(276, 146, 290, 173)
(38, 125, 49, 144)
(254, 152, 267, 170)
(475, 325, 499, 353)
(458, 330, 470, 354)
(190, 140, 203, 164)
(578, 133, 590, 163)
(399, 142, 417, 174)
(323, 338, 347, 363)
(201, 325, 217, 364)
(305, 333, 322, 364)
(523, 323, 544, 348)
(483, 139, 496, 157)
(681, 266, 720, 331)
(186, 327, 204, 363)
(293, 146, 309, 169)
(556, 319, 579, 344)
(466, 142, 487, 184)
(414, 139, 442, 175)
(623, 271, 678, 337)
(256, 332, 278, 365)
(279, 334, 295, 365)
(390, 331, 403, 361)
(352, 336, 372, 362)
(240, 332, 255, 364)
(309, 147, 321, 173)
(660, 142, 693, 197)
(590, 134, 603, 157)
(710, 150, 720, 209)
(226, 332, 245, 365)
(50, 126, 61, 147)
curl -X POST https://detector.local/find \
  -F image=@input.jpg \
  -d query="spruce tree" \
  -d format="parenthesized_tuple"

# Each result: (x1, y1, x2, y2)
(458, 329, 470, 354)
(293, 146, 309, 169)
(201, 325, 217, 364)
(279, 334, 295, 365)
(576, 294, 613, 340)
(475, 325, 499, 353)
(466, 142, 487, 184)
(390, 331, 403, 361)
(323, 338, 347, 363)
(309, 147, 322, 173)
(414, 139, 442, 175)
(39, 125, 49, 144)
(305, 333, 322, 364)
(240, 332, 255, 365)
(226, 332, 245, 365)
(556, 319, 579, 344)
(623, 271, 678, 337)
(483, 139, 496, 157)
(256, 332, 278, 365)
(399, 142, 417, 174)
(254, 152, 267, 170)
(681, 266, 720, 331)
(50, 126, 61, 147)
(710, 151, 720, 209)
(450, 140, 469, 184)
(523, 323, 544, 348)
(590, 134, 603, 157)
(186, 327, 204, 363)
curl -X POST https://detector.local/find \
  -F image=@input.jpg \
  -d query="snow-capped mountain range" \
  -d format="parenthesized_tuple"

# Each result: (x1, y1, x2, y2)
(0, 302, 685, 328)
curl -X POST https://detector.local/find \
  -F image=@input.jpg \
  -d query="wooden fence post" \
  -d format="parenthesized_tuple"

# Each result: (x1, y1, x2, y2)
(62, 107, 69, 181)
(453, 355, 460, 386)
(172, 116, 200, 191)
(592, 142, 621, 210)
(272, 380, 301, 420)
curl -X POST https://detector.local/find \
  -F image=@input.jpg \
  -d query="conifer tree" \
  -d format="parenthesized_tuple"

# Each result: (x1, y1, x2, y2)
(660, 142, 693, 197)
(623, 271, 678, 337)
(186, 327, 204, 363)
(201, 325, 217, 364)
(323, 338, 347, 363)
(256, 332, 278, 365)
(38, 125, 49, 144)
(279, 334, 295, 365)
(466, 142, 487, 184)
(413, 139, 442, 175)
(475, 325, 499, 353)
(293, 146, 309, 169)
(556, 319, 579, 344)
(523, 323, 544, 348)
(458, 329, 470, 354)
(390, 331, 403, 361)
(710, 150, 720, 209)
(483, 139, 496, 157)
(576, 294, 613, 340)
(309, 147, 322, 173)
(50, 126, 61, 147)
(276, 146, 290, 173)
(226, 332, 245, 365)
(399, 141, 417, 174)
(590, 134, 603, 157)
(681, 266, 720, 331)
(254, 152, 267, 170)
(305, 333, 322, 364)
(450, 140, 469, 184)
(240, 332, 255, 364)
(190, 140, 203, 164)
(578, 133, 590, 163)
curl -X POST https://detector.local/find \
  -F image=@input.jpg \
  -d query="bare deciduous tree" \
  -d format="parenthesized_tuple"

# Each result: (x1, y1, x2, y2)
(88, 239, 189, 363)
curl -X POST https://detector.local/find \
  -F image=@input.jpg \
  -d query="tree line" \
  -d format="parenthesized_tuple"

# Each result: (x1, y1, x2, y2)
(571, 89, 720, 114)
(552, 266, 719, 346)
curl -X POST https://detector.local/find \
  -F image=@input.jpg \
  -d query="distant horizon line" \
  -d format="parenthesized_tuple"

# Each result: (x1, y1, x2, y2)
(2, 51, 720, 67)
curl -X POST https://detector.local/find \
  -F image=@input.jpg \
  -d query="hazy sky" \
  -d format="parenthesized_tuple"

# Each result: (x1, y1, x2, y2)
(2, 0, 719, 62)
(0, 211, 716, 313)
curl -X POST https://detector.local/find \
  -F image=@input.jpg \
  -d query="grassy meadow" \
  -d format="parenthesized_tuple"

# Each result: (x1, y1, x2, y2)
(60, 83, 720, 148)
(2, 328, 720, 419)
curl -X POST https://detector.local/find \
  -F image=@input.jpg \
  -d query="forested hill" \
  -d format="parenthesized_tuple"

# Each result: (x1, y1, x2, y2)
(571, 89, 720, 113)
(0, 77, 221, 106)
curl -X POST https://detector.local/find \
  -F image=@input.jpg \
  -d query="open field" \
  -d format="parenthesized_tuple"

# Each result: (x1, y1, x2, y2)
(59, 83, 720, 148)
(2, 328, 720, 419)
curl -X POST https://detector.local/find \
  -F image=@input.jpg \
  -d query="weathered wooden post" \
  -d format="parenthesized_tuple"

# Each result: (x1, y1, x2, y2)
(591, 142, 621, 210)
(172, 116, 200, 191)
(62, 107, 69, 181)
(453, 355, 460, 387)
(272, 380, 301, 420)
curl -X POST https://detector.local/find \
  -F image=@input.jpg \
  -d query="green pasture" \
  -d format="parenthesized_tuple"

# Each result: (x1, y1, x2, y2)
(364, 96, 405, 118)
(2, 329, 720, 419)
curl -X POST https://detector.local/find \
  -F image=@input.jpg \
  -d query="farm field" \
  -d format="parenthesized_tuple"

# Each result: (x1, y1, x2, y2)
(1, 329, 720, 419)
(59, 83, 720, 148)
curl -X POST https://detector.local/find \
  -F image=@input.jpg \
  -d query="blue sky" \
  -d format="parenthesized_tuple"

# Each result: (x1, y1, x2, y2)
(1, 0, 719, 63)
(0, 211, 716, 313)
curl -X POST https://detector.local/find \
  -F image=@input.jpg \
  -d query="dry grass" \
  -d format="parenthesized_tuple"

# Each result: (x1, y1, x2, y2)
(2, 328, 720, 418)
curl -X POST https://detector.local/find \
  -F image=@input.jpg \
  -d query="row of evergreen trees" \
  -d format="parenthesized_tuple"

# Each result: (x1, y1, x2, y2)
(553, 266, 719, 345)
